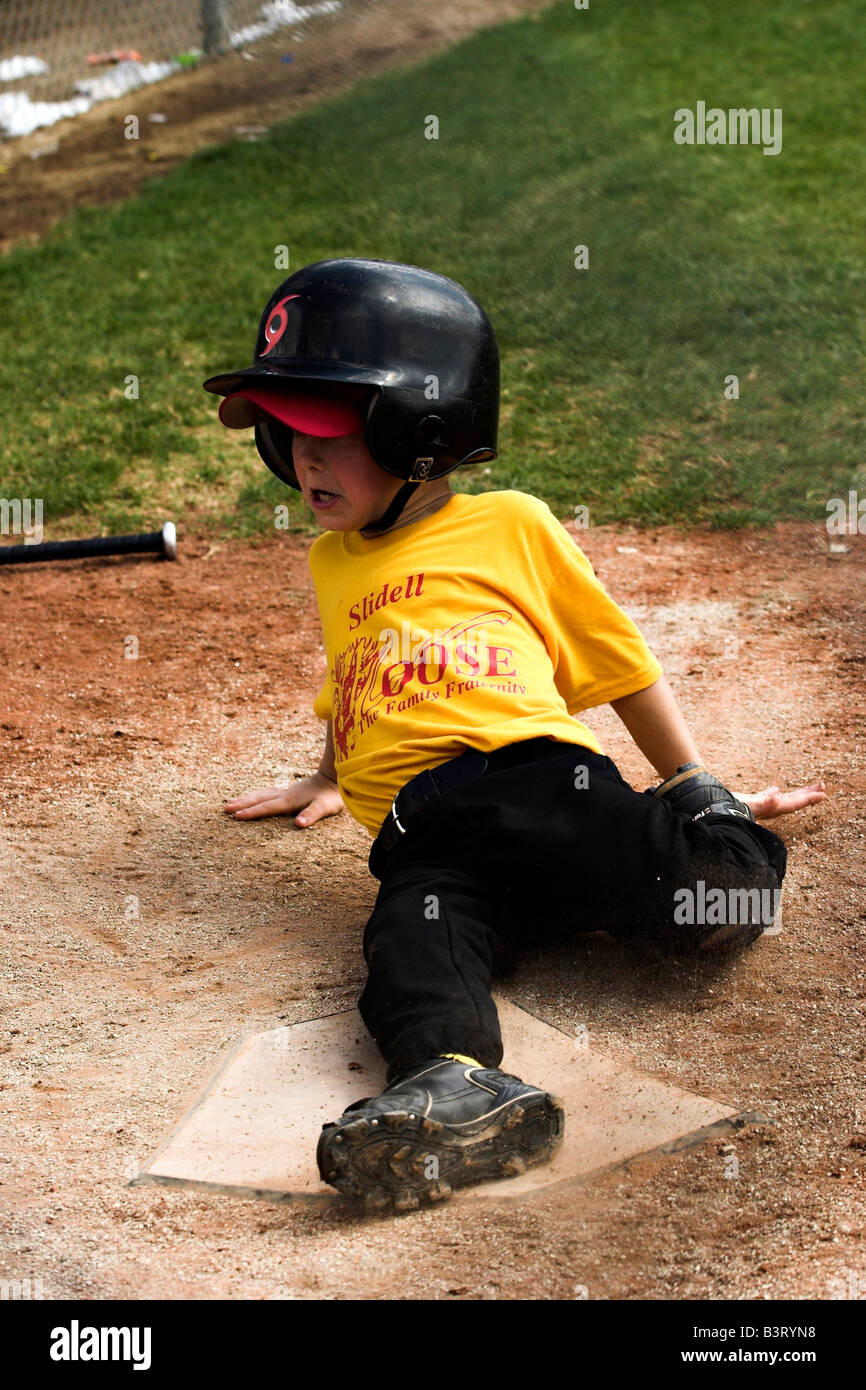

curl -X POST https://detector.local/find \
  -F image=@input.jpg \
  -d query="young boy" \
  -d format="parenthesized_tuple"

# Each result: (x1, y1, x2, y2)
(206, 257, 825, 1212)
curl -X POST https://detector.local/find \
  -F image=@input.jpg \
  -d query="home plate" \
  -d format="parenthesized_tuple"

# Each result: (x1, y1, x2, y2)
(132, 997, 756, 1206)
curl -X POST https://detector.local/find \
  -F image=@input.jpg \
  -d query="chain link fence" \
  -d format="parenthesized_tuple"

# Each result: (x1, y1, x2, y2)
(0, 0, 354, 136)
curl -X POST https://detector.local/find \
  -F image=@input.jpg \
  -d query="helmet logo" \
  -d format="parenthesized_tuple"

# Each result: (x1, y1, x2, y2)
(411, 457, 434, 481)
(261, 294, 300, 356)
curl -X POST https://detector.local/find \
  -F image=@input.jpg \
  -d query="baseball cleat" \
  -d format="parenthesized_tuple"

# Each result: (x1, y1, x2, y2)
(695, 920, 763, 952)
(647, 762, 755, 823)
(317, 1057, 565, 1210)
(696, 884, 784, 952)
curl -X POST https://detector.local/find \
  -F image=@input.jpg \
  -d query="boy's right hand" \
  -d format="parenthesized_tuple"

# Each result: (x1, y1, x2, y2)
(224, 773, 344, 828)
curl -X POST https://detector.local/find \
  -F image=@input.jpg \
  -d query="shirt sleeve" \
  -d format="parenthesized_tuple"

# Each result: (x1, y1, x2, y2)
(313, 675, 332, 721)
(540, 530, 663, 712)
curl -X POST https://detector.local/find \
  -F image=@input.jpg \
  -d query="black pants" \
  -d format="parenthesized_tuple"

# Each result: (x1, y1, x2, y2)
(360, 741, 787, 1074)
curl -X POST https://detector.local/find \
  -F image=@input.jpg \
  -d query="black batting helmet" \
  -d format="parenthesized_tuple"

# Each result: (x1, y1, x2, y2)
(203, 258, 500, 504)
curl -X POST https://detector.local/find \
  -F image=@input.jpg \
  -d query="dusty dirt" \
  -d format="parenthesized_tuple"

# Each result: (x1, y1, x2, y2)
(1, 514, 863, 1301)
(0, 0, 551, 253)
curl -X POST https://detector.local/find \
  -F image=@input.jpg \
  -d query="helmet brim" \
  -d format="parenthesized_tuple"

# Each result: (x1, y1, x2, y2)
(203, 361, 391, 398)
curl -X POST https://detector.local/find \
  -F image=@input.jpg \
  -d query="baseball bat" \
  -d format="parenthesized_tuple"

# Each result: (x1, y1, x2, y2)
(0, 521, 177, 565)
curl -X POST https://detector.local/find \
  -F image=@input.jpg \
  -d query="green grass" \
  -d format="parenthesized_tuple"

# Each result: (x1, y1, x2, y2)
(1, 0, 864, 538)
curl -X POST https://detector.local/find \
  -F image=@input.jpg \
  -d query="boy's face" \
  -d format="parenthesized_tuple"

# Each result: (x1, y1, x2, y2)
(292, 430, 405, 532)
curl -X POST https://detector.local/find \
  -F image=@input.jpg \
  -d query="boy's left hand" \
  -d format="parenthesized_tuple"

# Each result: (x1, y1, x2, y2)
(734, 779, 827, 820)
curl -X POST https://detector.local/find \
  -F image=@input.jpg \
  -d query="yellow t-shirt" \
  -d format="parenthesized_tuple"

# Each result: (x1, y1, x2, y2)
(309, 489, 662, 836)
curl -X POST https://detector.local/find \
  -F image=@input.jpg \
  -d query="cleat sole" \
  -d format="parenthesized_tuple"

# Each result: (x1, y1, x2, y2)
(318, 1092, 565, 1211)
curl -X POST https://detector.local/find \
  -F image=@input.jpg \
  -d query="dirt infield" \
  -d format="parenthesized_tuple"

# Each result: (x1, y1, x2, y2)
(0, 0, 551, 252)
(1, 516, 862, 1300)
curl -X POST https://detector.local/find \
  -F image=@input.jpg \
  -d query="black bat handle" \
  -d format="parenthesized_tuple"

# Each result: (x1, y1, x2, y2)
(0, 522, 177, 565)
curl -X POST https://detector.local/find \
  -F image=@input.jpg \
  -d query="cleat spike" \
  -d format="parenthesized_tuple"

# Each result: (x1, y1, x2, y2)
(362, 1188, 391, 1213)
(381, 1110, 408, 1131)
(502, 1154, 527, 1177)
(387, 1143, 414, 1179)
(342, 1118, 370, 1140)
(394, 1189, 420, 1212)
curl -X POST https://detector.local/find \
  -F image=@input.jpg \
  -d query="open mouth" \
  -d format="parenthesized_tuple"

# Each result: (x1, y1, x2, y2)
(309, 488, 341, 508)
